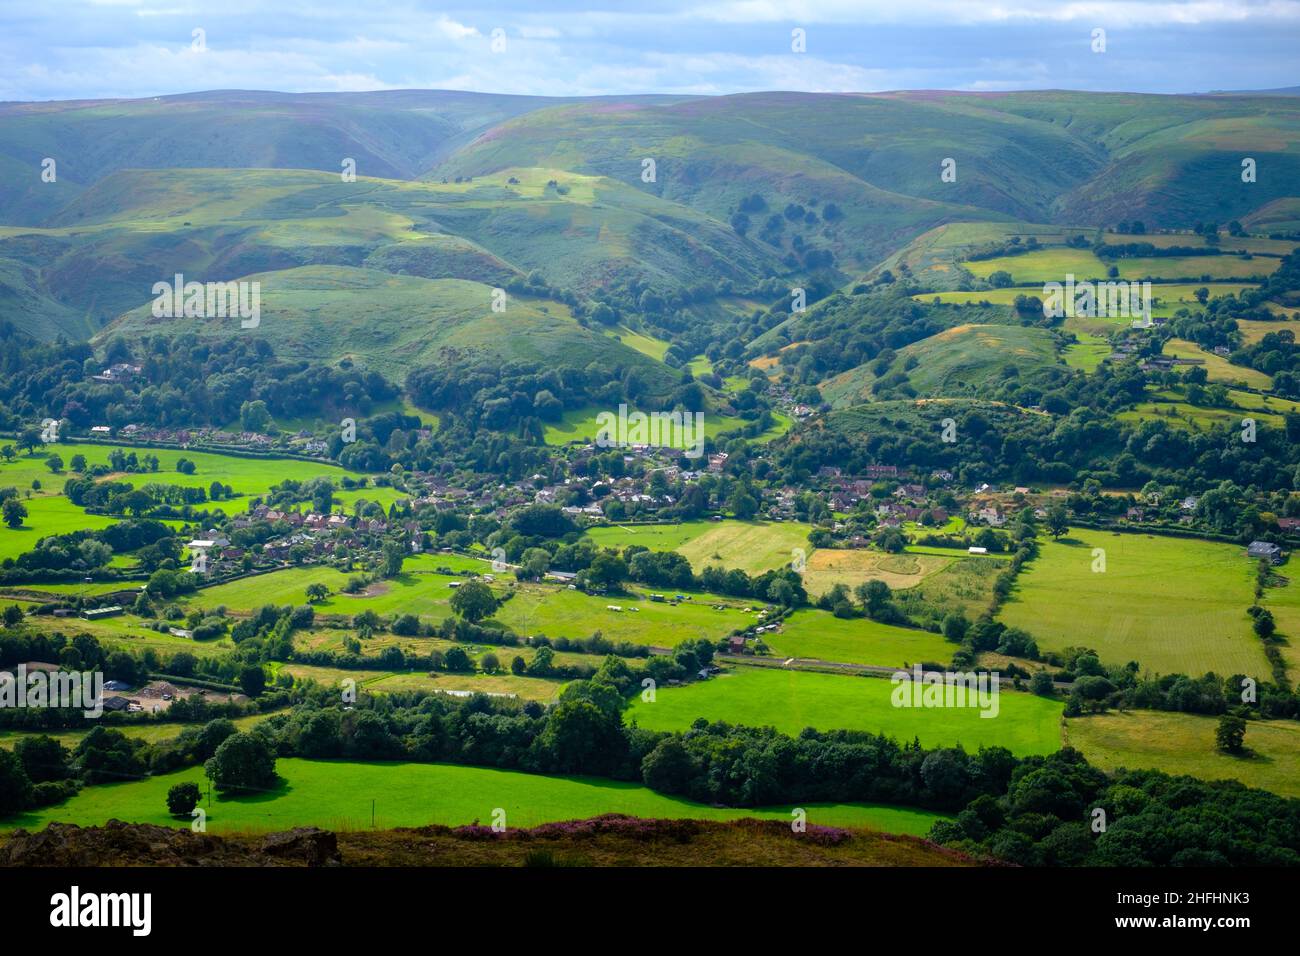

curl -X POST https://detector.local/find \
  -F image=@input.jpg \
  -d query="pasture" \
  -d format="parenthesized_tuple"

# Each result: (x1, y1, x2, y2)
(0, 495, 120, 561)
(1163, 338, 1272, 388)
(964, 248, 1278, 284)
(626, 665, 1063, 755)
(998, 530, 1270, 676)
(495, 582, 752, 648)
(585, 519, 812, 577)
(760, 609, 957, 668)
(1067, 710, 1300, 799)
(0, 758, 950, 836)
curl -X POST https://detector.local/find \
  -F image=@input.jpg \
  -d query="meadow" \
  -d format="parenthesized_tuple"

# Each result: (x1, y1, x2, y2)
(626, 665, 1063, 755)
(1067, 710, 1300, 799)
(760, 609, 957, 668)
(0, 758, 950, 837)
(0, 495, 121, 562)
(585, 519, 812, 577)
(998, 530, 1270, 676)
(495, 582, 753, 648)
(1163, 338, 1272, 388)
(963, 248, 1279, 284)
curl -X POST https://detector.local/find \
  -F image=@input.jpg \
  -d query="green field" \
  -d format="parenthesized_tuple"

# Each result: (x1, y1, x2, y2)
(191, 555, 490, 618)
(964, 248, 1278, 284)
(627, 665, 1063, 755)
(1163, 338, 1272, 388)
(0, 495, 121, 561)
(496, 582, 753, 648)
(1, 758, 949, 836)
(1068, 710, 1300, 799)
(1061, 333, 1112, 372)
(999, 530, 1270, 676)
(761, 610, 957, 668)
(585, 519, 812, 577)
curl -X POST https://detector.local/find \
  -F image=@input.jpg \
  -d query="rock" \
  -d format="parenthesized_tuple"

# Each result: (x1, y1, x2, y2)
(259, 827, 341, 866)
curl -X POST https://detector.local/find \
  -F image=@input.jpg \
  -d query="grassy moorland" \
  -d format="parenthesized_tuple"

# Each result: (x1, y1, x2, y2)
(0, 758, 950, 837)
(998, 530, 1270, 676)
(1067, 710, 1300, 799)
(627, 665, 1063, 755)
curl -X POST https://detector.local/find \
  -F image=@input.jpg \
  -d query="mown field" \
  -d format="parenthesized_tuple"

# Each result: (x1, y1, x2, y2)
(1067, 710, 1300, 799)
(802, 548, 952, 597)
(0, 758, 949, 836)
(998, 530, 1269, 676)
(760, 609, 957, 668)
(585, 519, 812, 577)
(0, 495, 121, 562)
(626, 665, 1063, 755)
(542, 404, 757, 447)
(495, 582, 753, 648)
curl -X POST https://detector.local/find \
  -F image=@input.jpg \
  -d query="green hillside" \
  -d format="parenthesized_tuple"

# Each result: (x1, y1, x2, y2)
(822, 324, 1062, 406)
(97, 265, 675, 386)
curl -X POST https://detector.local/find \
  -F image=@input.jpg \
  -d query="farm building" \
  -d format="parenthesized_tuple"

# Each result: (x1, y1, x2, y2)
(1247, 541, 1284, 564)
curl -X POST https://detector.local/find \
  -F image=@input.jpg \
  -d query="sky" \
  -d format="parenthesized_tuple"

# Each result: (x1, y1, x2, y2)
(1, 0, 1299, 102)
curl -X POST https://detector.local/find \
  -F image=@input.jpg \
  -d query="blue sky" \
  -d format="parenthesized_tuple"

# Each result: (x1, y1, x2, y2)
(2, 0, 1298, 101)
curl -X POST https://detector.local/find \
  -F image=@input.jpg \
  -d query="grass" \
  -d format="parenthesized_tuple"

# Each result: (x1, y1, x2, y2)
(627, 665, 1063, 755)
(495, 582, 753, 648)
(585, 519, 812, 577)
(761, 609, 957, 668)
(964, 248, 1278, 283)
(1, 758, 950, 837)
(801, 548, 952, 597)
(1163, 338, 1272, 388)
(0, 713, 271, 752)
(1067, 710, 1300, 799)
(0, 495, 121, 561)
(998, 530, 1271, 677)
(1061, 333, 1112, 372)
(278, 663, 567, 702)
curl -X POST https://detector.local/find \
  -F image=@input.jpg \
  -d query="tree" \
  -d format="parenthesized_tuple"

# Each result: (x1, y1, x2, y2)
(167, 781, 202, 816)
(69, 454, 87, 472)
(449, 580, 498, 622)
(305, 583, 329, 604)
(2, 498, 27, 529)
(0, 749, 33, 815)
(1216, 715, 1246, 754)
(380, 539, 406, 578)
(238, 664, 267, 698)
(586, 552, 628, 590)
(1045, 505, 1069, 539)
(204, 732, 277, 793)
(45, 454, 64, 473)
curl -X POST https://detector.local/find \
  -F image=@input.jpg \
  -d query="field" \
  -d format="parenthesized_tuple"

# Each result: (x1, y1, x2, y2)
(278, 662, 569, 702)
(191, 554, 491, 619)
(1061, 333, 1112, 372)
(0, 713, 271, 751)
(1163, 338, 1272, 388)
(801, 548, 952, 597)
(917, 282, 1257, 321)
(760, 610, 957, 668)
(585, 519, 812, 577)
(964, 248, 1279, 283)
(495, 582, 753, 648)
(1067, 710, 1300, 799)
(626, 665, 1063, 755)
(998, 530, 1270, 676)
(0, 495, 121, 562)
(1, 758, 949, 837)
